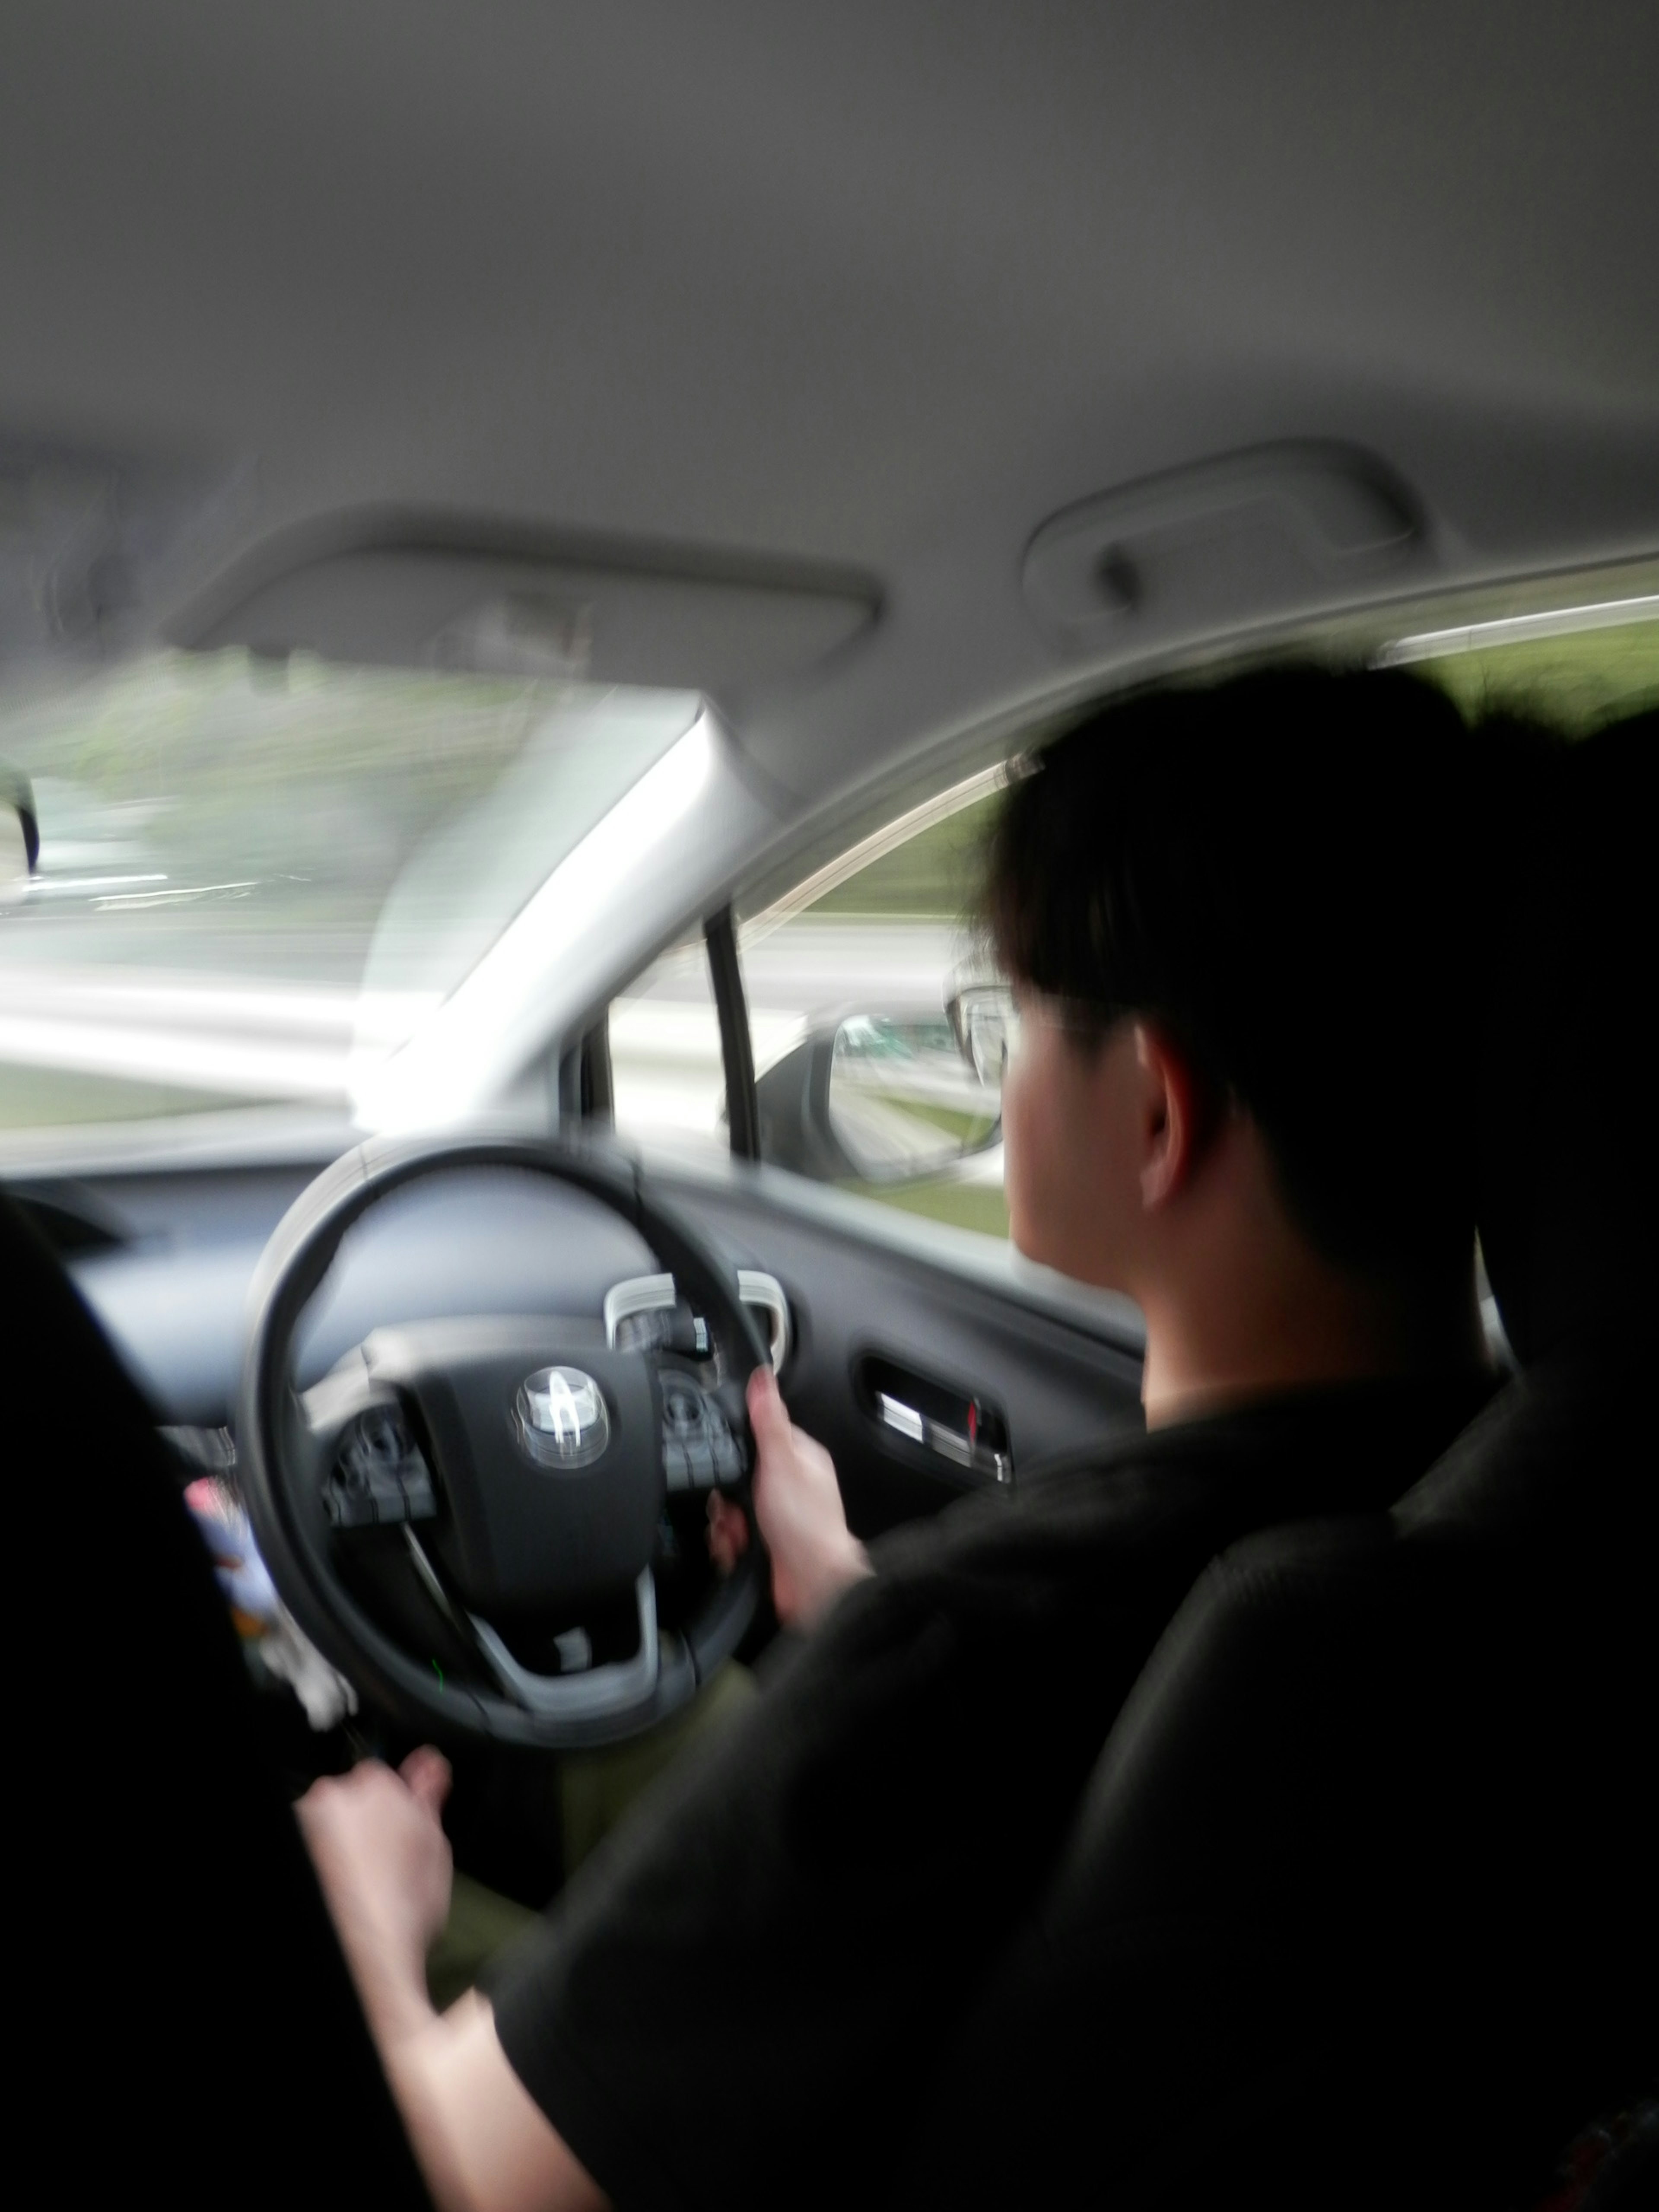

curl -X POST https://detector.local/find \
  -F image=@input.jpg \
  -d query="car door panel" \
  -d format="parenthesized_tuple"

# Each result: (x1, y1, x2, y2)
(656, 1166, 1145, 1539)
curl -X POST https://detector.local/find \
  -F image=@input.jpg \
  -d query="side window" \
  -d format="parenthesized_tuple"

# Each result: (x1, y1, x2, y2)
(1395, 597, 1659, 731)
(739, 775, 1011, 1240)
(606, 930, 728, 1154)
(598, 582, 1659, 1230)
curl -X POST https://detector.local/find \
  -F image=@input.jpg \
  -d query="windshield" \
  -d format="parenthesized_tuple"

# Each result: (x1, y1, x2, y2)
(0, 653, 694, 1137)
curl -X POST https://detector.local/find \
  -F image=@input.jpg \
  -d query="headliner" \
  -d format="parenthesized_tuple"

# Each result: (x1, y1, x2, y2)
(4, 1, 1658, 811)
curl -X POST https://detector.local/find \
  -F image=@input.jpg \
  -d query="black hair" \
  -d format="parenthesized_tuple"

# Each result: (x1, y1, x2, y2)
(984, 664, 1482, 1280)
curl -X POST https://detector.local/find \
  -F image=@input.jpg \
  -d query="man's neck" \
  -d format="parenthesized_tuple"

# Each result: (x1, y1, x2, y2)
(1137, 1238, 1489, 1430)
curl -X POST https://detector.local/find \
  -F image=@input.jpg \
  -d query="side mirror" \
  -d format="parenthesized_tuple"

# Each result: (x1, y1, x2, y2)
(756, 1005, 1001, 1185)
(0, 766, 40, 909)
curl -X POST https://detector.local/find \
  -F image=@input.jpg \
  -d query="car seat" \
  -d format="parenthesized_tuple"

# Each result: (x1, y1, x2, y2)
(7, 1190, 431, 2206)
(892, 712, 1657, 2208)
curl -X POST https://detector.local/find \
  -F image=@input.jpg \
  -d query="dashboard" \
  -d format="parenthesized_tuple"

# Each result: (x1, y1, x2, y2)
(20, 1147, 1148, 1543)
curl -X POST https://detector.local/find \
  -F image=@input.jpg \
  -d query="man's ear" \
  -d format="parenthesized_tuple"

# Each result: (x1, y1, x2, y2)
(1132, 1020, 1208, 1211)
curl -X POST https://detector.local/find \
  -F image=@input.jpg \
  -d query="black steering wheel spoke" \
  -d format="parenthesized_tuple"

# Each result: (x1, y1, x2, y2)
(464, 1567, 680, 1723)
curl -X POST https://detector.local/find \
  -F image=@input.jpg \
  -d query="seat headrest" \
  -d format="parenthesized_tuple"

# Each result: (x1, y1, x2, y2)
(1478, 709, 1656, 1364)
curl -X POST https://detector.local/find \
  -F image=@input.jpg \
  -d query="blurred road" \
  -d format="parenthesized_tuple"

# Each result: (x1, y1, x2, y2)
(0, 916, 974, 1133)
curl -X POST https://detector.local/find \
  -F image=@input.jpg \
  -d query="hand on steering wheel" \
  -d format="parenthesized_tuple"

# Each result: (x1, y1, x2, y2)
(707, 1371, 871, 1630)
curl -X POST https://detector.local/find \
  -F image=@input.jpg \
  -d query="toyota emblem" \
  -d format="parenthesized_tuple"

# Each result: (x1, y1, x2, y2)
(515, 1366, 611, 1468)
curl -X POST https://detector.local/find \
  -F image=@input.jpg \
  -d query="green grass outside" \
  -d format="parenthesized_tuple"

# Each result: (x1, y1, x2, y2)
(1416, 620, 1659, 737)
(0, 1063, 261, 1130)
(807, 792, 1000, 921)
(858, 1093, 1000, 1146)
(846, 1175, 1011, 1241)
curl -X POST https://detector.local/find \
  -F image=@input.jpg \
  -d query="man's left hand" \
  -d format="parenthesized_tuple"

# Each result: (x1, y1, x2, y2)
(298, 1747, 454, 2046)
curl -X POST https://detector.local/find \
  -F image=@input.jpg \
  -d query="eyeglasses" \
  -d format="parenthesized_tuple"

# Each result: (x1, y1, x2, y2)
(947, 984, 1021, 1093)
(945, 983, 1118, 1095)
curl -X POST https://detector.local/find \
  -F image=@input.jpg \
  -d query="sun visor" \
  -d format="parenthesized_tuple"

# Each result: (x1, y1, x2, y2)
(173, 517, 879, 692)
(1023, 444, 1424, 657)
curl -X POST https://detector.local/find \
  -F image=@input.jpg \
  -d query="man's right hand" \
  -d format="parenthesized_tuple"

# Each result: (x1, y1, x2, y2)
(707, 1370, 871, 1630)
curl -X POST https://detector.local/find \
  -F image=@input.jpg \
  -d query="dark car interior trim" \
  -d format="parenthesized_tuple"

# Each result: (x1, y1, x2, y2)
(703, 904, 761, 1162)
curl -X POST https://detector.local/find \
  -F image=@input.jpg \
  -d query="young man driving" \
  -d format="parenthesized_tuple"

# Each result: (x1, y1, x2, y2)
(300, 666, 1497, 2212)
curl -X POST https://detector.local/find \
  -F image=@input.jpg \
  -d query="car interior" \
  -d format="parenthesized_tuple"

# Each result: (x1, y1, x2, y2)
(4, 6, 1656, 2205)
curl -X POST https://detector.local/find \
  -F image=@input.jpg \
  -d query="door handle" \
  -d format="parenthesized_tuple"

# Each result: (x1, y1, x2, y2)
(856, 1349, 1014, 1487)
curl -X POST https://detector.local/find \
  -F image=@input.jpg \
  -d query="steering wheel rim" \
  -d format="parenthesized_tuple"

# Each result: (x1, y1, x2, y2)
(238, 1133, 770, 1749)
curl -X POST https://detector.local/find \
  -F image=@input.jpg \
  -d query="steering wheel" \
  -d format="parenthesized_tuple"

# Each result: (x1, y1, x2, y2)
(237, 1134, 770, 1749)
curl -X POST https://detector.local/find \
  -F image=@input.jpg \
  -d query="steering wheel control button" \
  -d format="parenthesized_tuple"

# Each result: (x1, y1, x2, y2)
(323, 1406, 437, 1529)
(660, 1373, 742, 1490)
(515, 1365, 612, 1469)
